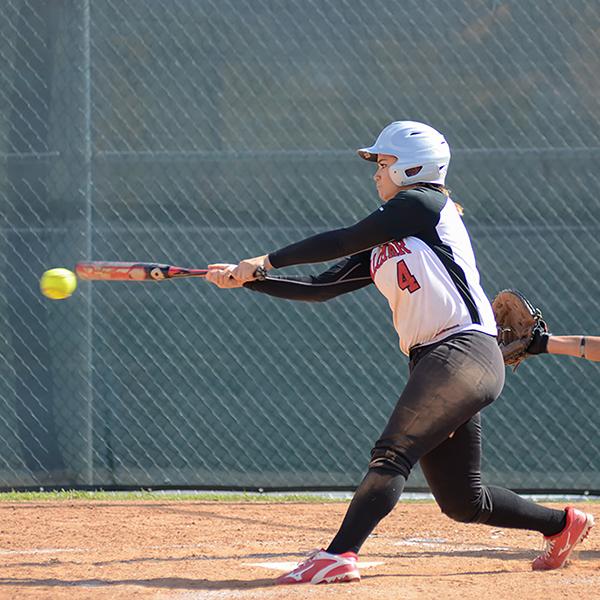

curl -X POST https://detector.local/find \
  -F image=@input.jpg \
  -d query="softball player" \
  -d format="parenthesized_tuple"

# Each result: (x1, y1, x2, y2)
(207, 121, 594, 584)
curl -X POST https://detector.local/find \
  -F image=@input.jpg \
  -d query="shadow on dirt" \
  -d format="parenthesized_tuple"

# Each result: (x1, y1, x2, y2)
(362, 569, 517, 579)
(374, 549, 600, 561)
(159, 506, 333, 533)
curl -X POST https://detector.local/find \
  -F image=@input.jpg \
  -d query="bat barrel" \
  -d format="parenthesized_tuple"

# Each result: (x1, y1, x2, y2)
(75, 262, 208, 281)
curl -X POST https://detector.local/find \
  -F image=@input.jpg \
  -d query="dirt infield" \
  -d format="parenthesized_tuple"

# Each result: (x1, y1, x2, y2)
(0, 500, 598, 599)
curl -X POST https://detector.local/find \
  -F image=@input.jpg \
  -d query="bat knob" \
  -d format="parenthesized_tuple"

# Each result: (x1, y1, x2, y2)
(226, 267, 267, 281)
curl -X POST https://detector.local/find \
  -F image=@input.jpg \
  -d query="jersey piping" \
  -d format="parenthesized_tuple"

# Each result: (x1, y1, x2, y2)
(423, 241, 482, 325)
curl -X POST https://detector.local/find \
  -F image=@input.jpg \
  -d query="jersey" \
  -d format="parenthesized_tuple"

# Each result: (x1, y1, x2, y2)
(368, 197, 495, 354)
(245, 186, 496, 355)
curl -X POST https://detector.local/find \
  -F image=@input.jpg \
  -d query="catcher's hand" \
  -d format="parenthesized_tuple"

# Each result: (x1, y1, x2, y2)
(492, 289, 549, 369)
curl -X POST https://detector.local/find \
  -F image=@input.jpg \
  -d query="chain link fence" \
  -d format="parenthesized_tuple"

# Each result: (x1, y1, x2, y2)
(1, 0, 599, 492)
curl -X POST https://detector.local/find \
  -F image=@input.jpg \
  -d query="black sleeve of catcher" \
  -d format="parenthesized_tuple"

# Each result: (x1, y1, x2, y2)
(268, 188, 442, 269)
(243, 251, 372, 302)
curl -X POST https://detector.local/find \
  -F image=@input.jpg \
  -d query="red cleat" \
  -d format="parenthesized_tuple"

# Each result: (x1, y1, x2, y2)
(532, 506, 594, 570)
(276, 549, 360, 584)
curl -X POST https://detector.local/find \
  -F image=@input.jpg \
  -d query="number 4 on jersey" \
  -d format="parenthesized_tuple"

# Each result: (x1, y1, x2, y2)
(397, 260, 420, 293)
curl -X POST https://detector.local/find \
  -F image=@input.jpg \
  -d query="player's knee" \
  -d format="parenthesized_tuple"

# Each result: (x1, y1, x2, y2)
(437, 493, 490, 524)
(440, 502, 480, 523)
(368, 447, 412, 479)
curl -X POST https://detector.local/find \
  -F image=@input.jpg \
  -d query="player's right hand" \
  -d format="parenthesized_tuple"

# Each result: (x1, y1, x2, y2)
(206, 264, 244, 289)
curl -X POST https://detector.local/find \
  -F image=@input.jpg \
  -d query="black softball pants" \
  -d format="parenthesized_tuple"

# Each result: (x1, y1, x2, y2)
(327, 331, 566, 555)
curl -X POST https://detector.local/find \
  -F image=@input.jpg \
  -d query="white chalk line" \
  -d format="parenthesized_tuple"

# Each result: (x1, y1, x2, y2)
(0, 547, 87, 556)
(394, 537, 509, 551)
(0, 543, 206, 556)
(0, 538, 510, 559)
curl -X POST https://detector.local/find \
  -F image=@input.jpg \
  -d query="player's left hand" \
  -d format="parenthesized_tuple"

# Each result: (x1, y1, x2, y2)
(231, 255, 270, 283)
(206, 264, 243, 288)
(526, 326, 550, 355)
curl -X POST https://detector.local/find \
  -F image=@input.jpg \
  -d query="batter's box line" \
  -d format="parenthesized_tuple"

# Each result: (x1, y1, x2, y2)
(0, 543, 208, 556)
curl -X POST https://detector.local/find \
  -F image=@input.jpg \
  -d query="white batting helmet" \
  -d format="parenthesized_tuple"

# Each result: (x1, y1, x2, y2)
(357, 121, 451, 186)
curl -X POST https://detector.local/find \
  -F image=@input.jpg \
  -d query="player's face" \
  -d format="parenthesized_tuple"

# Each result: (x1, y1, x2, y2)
(374, 154, 402, 202)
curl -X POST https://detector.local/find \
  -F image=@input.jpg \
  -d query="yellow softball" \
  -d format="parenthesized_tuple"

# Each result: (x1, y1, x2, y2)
(40, 268, 77, 300)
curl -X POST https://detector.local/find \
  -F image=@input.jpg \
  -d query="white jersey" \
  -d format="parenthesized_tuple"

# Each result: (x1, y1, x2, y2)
(369, 198, 496, 355)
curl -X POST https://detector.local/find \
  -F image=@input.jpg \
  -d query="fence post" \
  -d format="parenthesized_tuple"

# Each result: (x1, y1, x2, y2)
(43, 0, 95, 486)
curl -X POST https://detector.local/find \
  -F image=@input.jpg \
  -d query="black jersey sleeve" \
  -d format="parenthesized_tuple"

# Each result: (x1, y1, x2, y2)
(244, 251, 372, 302)
(268, 188, 443, 269)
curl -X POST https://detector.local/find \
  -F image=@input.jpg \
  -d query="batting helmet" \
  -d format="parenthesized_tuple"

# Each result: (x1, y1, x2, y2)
(357, 121, 450, 186)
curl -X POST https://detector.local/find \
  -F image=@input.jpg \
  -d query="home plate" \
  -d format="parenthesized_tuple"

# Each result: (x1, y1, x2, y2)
(244, 561, 384, 571)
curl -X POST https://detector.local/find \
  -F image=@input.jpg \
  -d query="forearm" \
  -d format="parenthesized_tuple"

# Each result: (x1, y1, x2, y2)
(547, 335, 600, 362)
(244, 276, 371, 302)
(244, 252, 372, 302)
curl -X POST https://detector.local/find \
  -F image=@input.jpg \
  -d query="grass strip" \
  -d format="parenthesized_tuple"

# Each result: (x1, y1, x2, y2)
(0, 490, 351, 503)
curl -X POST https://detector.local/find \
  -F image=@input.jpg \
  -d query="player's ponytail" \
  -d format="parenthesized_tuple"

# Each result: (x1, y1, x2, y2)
(417, 182, 464, 215)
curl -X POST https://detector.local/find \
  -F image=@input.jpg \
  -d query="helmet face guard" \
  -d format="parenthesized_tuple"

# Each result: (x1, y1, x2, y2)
(358, 121, 450, 186)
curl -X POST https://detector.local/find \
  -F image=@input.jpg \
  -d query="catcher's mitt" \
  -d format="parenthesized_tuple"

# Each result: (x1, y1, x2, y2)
(492, 289, 548, 369)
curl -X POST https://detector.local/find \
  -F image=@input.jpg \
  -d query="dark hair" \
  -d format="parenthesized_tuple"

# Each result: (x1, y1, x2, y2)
(416, 182, 451, 197)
